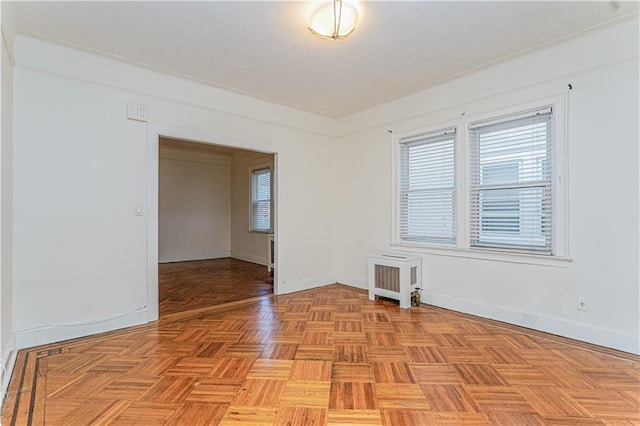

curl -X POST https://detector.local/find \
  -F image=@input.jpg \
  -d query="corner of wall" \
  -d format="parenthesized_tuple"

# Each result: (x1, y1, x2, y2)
(278, 277, 339, 295)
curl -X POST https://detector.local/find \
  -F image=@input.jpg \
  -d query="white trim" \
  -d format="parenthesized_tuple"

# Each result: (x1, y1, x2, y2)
(0, 333, 16, 403)
(151, 125, 279, 156)
(13, 36, 335, 137)
(230, 251, 267, 266)
(147, 124, 281, 304)
(336, 277, 637, 354)
(147, 127, 160, 323)
(468, 106, 553, 129)
(331, 279, 638, 354)
(398, 126, 456, 144)
(279, 277, 336, 295)
(423, 290, 640, 355)
(336, 276, 368, 290)
(272, 153, 280, 295)
(159, 251, 231, 264)
(391, 243, 572, 267)
(15, 309, 148, 350)
(335, 18, 639, 137)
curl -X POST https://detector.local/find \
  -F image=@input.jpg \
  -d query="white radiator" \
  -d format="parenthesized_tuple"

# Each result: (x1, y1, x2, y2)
(368, 254, 422, 309)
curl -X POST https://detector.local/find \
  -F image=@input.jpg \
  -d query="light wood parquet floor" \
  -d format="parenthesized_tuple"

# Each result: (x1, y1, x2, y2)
(2, 261, 639, 425)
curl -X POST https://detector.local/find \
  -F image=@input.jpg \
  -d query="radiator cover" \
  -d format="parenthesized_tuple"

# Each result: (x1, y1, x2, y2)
(368, 254, 422, 309)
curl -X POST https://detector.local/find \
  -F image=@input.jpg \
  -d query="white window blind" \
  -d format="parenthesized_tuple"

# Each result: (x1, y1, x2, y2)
(399, 129, 456, 243)
(469, 108, 553, 253)
(251, 168, 271, 232)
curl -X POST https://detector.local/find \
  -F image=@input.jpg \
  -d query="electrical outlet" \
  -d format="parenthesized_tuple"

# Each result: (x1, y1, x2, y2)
(577, 296, 589, 311)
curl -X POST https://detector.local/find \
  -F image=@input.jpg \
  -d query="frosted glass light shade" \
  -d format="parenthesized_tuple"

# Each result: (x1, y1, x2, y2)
(308, 0, 359, 40)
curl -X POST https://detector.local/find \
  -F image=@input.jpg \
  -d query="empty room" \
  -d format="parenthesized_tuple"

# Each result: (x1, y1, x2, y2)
(1, 1, 639, 424)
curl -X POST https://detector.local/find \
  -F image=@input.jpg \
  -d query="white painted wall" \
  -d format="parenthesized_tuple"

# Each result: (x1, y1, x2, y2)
(158, 145, 231, 263)
(13, 68, 149, 348)
(0, 7, 16, 400)
(230, 155, 274, 266)
(334, 18, 640, 354)
(12, 35, 338, 348)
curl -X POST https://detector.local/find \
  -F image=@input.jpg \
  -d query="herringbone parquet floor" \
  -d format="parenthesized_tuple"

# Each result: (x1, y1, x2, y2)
(2, 263, 639, 424)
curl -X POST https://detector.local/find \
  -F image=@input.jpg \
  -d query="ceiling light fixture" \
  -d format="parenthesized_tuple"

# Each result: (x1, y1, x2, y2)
(308, 0, 359, 41)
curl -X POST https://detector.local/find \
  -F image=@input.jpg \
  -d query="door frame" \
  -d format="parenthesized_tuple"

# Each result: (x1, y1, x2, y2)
(146, 124, 280, 322)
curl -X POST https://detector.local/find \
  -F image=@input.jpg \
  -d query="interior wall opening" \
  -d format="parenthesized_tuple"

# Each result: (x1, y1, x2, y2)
(157, 136, 276, 317)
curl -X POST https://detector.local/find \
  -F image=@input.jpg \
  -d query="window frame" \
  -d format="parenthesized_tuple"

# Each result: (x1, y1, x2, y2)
(391, 95, 569, 266)
(250, 166, 272, 233)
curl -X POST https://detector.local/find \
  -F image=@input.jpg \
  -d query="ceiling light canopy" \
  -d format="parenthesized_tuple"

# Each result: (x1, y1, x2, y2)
(308, 0, 359, 41)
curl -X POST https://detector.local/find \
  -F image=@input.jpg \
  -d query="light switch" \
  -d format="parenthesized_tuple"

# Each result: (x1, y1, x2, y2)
(135, 205, 143, 216)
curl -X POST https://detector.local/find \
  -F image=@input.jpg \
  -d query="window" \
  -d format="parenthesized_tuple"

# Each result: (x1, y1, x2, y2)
(399, 129, 456, 243)
(251, 168, 271, 232)
(393, 97, 566, 263)
(469, 108, 552, 254)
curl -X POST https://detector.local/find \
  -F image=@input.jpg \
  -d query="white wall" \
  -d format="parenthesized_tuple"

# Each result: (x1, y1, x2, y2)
(12, 35, 338, 349)
(14, 67, 149, 348)
(0, 6, 16, 400)
(230, 155, 274, 265)
(159, 145, 231, 263)
(334, 18, 640, 354)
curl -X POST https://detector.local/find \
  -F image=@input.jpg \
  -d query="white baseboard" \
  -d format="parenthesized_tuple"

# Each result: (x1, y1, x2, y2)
(159, 251, 231, 263)
(230, 251, 267, 266)
(336, 277, 639, 355)
(1, 333, 17, 404)
(279, 276, 337, 295)
(15, 308, 148, 350)
(422, 290, 640, 355)
(335, 276, 368, 290)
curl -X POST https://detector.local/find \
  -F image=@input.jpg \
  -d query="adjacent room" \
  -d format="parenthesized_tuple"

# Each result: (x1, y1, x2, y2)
(158, 138, 275, 316)
(1, 1, 638, 424)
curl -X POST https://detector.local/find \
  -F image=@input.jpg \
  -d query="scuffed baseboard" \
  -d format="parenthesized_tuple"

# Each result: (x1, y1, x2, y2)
(14, 308, 148, 351)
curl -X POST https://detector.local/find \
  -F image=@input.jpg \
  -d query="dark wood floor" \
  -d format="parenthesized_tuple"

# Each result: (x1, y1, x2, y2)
(159, 258, 273, 316)
(2, 261, 639, 425)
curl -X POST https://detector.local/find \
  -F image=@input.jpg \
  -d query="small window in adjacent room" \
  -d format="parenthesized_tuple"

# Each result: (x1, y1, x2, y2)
(398, 128, 456, 244)
(251, 168, 271, 232)
(469, 108, 553, 254)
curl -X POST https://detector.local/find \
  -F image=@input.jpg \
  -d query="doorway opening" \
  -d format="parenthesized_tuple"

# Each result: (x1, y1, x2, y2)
(156, 136, 276, 317)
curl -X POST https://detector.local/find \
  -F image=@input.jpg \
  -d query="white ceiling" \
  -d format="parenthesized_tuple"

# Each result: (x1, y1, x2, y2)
(13, 1, 640, 118)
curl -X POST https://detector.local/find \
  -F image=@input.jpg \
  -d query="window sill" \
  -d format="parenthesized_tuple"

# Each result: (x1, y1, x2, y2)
(389, 242, 573, 267)
(249, 230, 272, 234)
